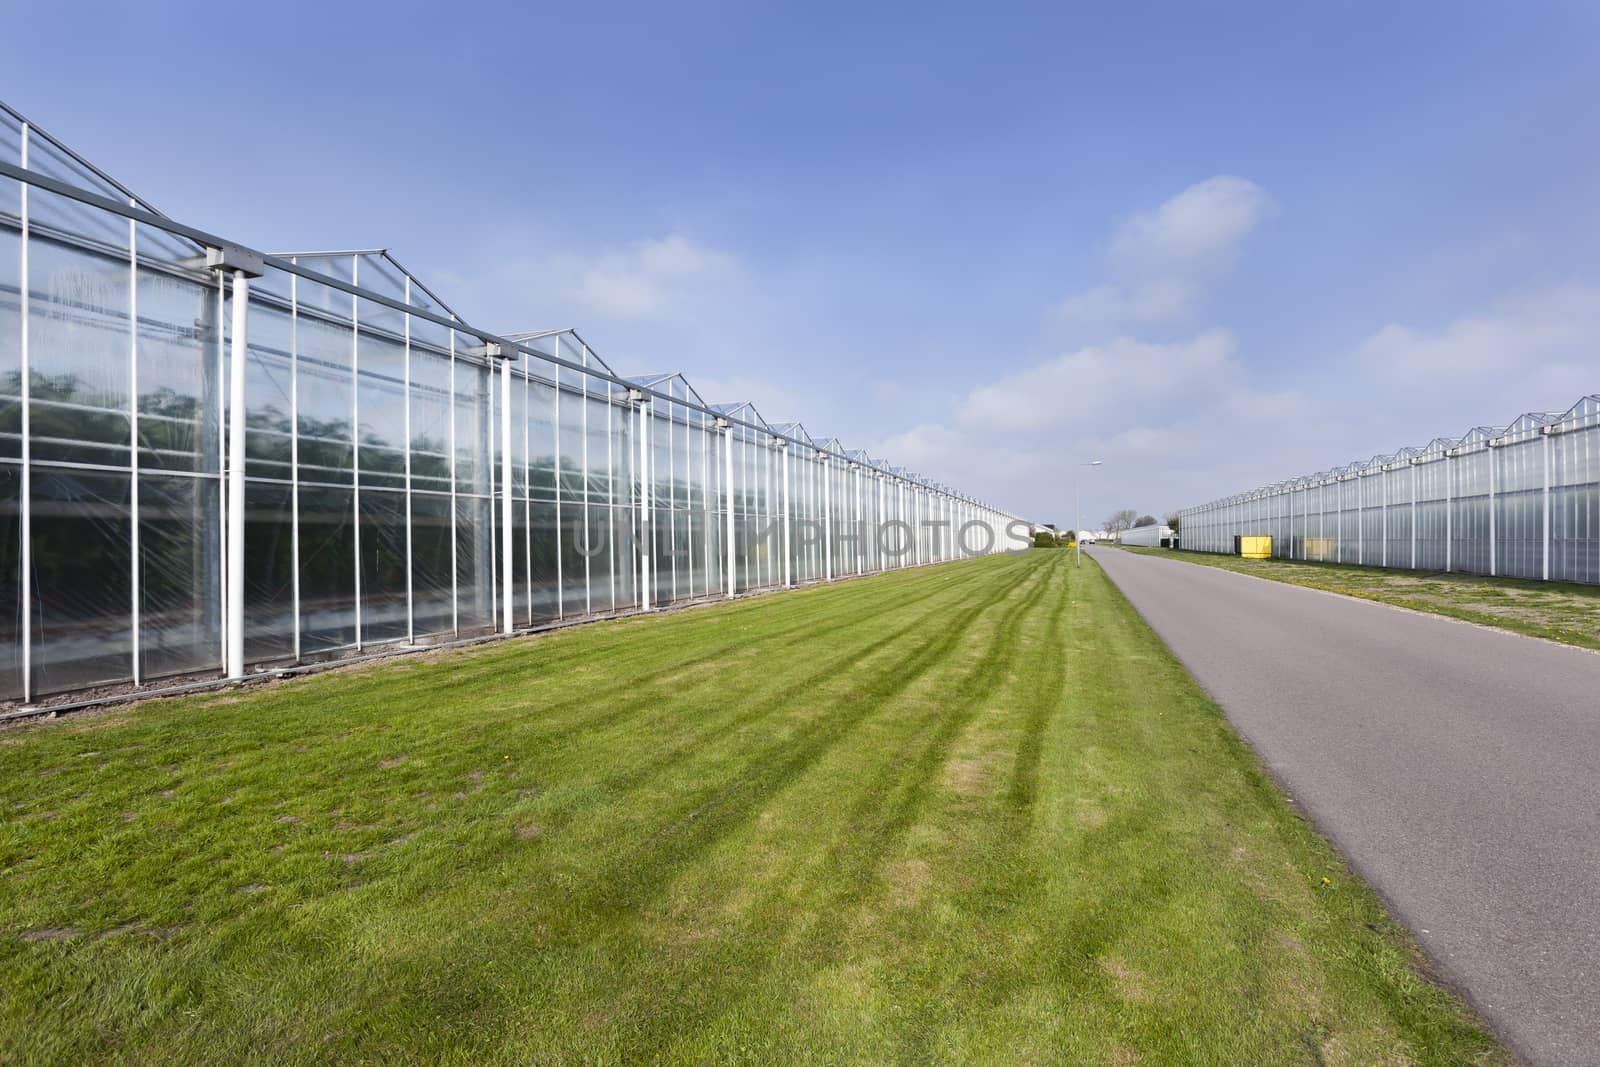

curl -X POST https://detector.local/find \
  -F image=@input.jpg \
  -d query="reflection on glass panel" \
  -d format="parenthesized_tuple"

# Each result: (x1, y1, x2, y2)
(557, 385, 584, 500)
(0, 464, 21, 698)
(587, 506, 615, 612)
(456, 492, 494, 634)
(529, 498, 560, 621)
(28, 232, 131, 467)
(360, 486, 408, 643)
(298, 484, 355, 652)
(526, 367, 557, 501)
(141, 473, 221, 677)
(136, 250, 219, 473)
(242, 478, 293, 662)
(1, 223, 22, 460)
(409, 323, 451, 495)
(455, 351, 490, 497)
(245, 299, 293, 482)
(357, 299, 406, 491)
(586, 395, 611, 500)
(31, 467, 132, 693)
(411, 490, 453, 639)
(560, 502, 589, 613)
(296, 281, 354, 486)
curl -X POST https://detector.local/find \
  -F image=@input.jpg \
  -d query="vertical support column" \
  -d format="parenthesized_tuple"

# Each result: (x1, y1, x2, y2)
(403, 278, 415, 643)
(821, 452, 832, 581)
(855, 467, 864, 574)
(18, 124, 31, 701)
(1411, 462, 1418, 571)
(1445, 453, 1454, 573)
(206, 245, 264, 680)
(1542, 430, 1552, 581)
(1488, 443, 1497, 577)
(350, 256, 362, 650)
(877, 474, 885, 571)
(552, 376, 562, 619)
(497, 348, 514, 634)
(448, 331, 459, 635)
(722, 419, 735, 597)
(290, 274, 301, 660)
(226, 272, 249, 678)
(638, 392, 652, 612)
(128, 210, 141, 685)
(1381, 468, 1388, 569)
(780, 440, 791, 588)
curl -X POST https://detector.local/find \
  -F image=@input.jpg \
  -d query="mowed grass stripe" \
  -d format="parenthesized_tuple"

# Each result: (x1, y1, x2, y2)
(0, 552, 1507, 1065)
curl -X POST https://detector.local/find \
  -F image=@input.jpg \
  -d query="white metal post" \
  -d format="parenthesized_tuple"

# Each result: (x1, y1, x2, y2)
(1488, 443, 1497, 577)
(821, 453, 832, 581)
(403, 278, 414, 643)
(855, 466, 864, 574)
(128, 210, 141, 685)
(499, 352, 514, 634)
(630, 395, 643, 614)
(1542, 431, 1552, 581)
(226, 271, 248, 678)
(350, 257, 362, 650)
(780, 440, 791, 588)
(1445, 453, 1454, 573)
(18, 124, 30, 701)
(1411, 462, 1418, 571)
(723, 421, 735, 597)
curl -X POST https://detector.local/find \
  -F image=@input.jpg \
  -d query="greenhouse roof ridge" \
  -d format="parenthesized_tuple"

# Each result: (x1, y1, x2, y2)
(0, 95, 1016, 516)
(1182, 392, 1600, 513)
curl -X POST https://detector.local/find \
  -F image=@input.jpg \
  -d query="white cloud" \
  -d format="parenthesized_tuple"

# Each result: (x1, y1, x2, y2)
(1355, 280, 1600, 390)
(1108, 175, 1269, 279)
(1054, 176, 1268, 335)
(959, 330, 1238, 434)
(566, 234, 739, 319)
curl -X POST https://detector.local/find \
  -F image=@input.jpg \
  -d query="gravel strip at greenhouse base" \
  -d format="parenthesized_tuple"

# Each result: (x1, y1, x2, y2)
(1091, 545, 1600, 1067)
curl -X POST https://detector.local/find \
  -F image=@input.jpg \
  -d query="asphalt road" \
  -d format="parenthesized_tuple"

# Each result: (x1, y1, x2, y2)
(1089, 547, 1600, 1067)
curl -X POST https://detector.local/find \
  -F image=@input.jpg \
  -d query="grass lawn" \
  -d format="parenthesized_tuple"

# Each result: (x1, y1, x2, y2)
(1, 552, 1507, 1065)
(1118, 545, 1600, 651)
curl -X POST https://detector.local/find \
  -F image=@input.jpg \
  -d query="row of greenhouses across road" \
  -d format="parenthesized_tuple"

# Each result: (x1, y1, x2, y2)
(1179, 395, 1600, 584)
(0, 100, 1026, 709)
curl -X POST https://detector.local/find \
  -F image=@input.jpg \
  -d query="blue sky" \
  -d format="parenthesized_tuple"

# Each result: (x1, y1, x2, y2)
(8, 1, 1599, 526)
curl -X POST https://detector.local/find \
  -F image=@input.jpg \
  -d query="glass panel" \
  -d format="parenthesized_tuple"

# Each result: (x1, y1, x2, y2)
(298, 484, 355, 652)
(1, 216, 23, 460)
(359, 486, 408, 644)
(242, 478, 293, 662)
(27, 229, 131, 467)
(296, 278, 354, 487)
(411, 490, 453, 639)
(0, 464, 21, 698)
(135, 239, 219, 474)
(140, 472, 221, 677)
(357, 298, 406, 491)
(31, 467, 132, 693)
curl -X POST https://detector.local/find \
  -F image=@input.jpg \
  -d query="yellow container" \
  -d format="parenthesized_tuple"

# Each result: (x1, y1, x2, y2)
(1239, 535, 1272, 559)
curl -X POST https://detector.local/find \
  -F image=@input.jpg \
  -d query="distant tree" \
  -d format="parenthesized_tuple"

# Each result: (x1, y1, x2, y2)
(1133, 515, 1158, 528)
(1164, 512, 1182, 533)
(1104, 509, 1139, 535)
(1062, 530, 1077, 543)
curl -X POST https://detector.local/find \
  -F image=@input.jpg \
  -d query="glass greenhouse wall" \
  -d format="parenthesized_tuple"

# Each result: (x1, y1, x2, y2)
(0, 102, 1026, 707)
(1179, 396, 1600, 584)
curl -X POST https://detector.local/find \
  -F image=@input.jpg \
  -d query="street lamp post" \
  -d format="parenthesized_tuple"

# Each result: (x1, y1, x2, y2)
(1076, 460, 1103, 569)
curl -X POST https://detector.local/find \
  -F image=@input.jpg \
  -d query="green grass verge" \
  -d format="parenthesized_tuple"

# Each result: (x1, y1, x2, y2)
(1, 553, 1508, 1065)
(1119, 545, 1600, 651)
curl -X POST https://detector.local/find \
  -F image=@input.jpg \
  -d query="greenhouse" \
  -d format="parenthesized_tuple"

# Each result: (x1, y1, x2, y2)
(0, 101, 1023, 708)
(1180, 395, 1600, 584)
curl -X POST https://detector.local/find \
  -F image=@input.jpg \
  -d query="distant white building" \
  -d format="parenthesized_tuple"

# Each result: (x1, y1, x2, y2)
(1118, 524, 1176, 548)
